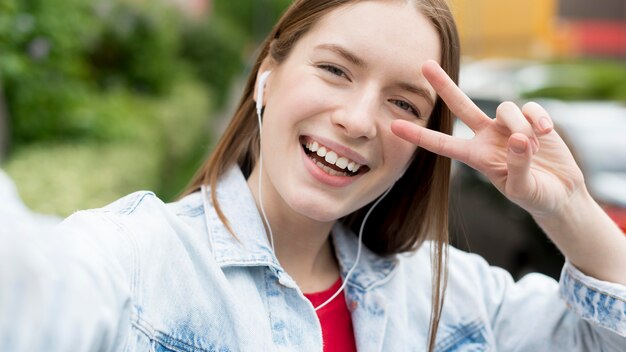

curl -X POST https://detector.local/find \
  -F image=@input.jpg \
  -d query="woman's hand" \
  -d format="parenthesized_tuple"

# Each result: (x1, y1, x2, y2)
(391, 60, 584, 218)
(392, 60, 626, 285)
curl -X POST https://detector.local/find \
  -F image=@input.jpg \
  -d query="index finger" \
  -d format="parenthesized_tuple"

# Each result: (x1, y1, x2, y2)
(423, 60, 491, 131)
(391, 120, 471, 164)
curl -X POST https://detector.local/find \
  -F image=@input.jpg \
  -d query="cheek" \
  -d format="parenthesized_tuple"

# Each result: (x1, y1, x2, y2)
(267, 70, 333, 122)
(384, 132, 418, 172)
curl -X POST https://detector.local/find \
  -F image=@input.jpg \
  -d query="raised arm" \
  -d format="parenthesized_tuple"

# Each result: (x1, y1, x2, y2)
(391, 60, 626, 285)
(0, 207, 132, 351)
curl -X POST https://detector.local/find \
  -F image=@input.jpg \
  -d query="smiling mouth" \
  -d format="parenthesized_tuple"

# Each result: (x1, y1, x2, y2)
(301, 137, 370, 177)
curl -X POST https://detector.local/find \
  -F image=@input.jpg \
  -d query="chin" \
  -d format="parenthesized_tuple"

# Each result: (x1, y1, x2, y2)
(288, 195, 352, 224)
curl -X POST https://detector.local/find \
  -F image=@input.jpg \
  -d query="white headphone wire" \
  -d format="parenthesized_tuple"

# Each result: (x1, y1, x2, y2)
(313, 185, 393, 311)
(256, 107, 276, 253)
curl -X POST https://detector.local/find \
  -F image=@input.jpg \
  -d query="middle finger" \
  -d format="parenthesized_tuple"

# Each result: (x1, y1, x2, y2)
(496, 101, 540, 153)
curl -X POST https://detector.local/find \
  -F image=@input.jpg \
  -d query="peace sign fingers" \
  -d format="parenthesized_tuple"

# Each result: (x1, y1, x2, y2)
(390, 120, 472, 163)
(422, 60, 492, 132)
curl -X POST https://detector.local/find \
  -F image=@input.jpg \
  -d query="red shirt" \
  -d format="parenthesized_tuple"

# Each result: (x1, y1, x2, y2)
(303, 278, 357, 352)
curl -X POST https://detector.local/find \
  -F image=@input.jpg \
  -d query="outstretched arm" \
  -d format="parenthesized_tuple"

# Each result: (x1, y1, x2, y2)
(391, 60, 626, 285)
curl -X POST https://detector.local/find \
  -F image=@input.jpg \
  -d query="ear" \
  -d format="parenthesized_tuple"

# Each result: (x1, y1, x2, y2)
(254, 58, 276, 107)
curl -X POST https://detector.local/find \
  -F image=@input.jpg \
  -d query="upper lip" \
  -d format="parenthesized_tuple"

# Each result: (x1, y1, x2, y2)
(302, 134, 370, 166)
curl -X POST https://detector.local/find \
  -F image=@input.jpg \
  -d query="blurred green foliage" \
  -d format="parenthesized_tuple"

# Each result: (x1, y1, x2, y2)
(181, 0, 292, 107)
(4, 80, 210, 215)
(522, 60, 626, 102)
(0, 0, 295, 215)
(180, 17, 247, 108)
(214, 0, 292, 41)
(0, 0, 190, 144)
(85, 2, 182, 95)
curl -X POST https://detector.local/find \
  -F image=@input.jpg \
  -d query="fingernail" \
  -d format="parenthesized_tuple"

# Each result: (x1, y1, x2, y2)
(510, 138, 527, 154)
(539, 117, 552, 131)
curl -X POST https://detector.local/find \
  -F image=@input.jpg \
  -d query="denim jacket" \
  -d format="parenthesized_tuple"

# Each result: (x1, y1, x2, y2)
(1, 165, 625, 351)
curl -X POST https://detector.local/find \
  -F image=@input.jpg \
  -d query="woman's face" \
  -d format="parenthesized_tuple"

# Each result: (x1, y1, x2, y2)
(257, 0, 441, 222)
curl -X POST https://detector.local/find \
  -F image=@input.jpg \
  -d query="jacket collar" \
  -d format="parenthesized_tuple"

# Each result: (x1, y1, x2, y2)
(332, 224, 398, 291)
(202, 165, 278, 268)
(200, 165, 398, 291)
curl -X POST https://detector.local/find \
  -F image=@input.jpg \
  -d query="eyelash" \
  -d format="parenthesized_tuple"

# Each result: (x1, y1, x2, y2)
(318, 64, 350, 80)
(317, 63, 421, 118)
(389, 99, 421, 118)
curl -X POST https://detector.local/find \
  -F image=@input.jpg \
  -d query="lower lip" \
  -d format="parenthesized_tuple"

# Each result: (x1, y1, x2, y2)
(301, 146, 362, 187)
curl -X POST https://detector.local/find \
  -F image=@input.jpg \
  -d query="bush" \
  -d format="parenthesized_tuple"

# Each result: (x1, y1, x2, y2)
(0, 0, 189, 146)
(0, 0, 101, 144)
(85, 2, 183, 95)
(180, 17, 246, 108)
(3, 80, 212, 215)
(4, 141, 161, 216)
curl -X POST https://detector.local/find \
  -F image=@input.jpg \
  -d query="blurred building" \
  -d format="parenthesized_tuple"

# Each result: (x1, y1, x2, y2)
(449, 0, 626, 59)
(560, 0, 626, 57)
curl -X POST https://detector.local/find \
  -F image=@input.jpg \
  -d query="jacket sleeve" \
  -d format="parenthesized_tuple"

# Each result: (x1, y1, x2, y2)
(460, 248, 626, 351)
(0, 209, 135, 352)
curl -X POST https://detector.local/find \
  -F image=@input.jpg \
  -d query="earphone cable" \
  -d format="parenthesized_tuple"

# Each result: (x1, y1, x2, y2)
(314, 185, 392, 311)
(257, 107, 276, 253)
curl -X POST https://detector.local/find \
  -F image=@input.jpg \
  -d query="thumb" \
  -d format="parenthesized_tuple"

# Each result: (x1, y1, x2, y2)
(505, 133, 535, 199)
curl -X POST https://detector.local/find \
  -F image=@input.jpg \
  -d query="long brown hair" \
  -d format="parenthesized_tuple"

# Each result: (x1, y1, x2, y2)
(184, 0, 460, 350)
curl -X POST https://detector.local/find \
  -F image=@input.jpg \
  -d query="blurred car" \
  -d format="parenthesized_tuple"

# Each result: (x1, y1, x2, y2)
(449, 60, 626, 280)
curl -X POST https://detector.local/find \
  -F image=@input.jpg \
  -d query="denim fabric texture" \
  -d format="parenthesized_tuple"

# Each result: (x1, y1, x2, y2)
(1, 165, 625, 351)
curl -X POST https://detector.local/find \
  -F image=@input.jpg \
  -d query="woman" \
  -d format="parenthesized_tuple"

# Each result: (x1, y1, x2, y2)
(1, 0, 625, 351)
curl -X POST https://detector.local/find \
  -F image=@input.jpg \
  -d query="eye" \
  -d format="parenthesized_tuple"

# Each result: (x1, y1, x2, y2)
(389, 99, 421, 118)
(318, 64, 350, 80)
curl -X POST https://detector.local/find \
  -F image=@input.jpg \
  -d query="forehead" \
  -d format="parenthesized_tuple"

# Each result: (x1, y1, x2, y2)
(296, 0, 441, 76)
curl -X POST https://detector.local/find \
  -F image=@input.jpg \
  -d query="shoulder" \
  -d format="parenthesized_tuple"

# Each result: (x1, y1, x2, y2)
(58, 191, 163, 242)
(397, 242, 515, 277)
(62, 190, 205, 230)
(57, 190, 210, 277)
(85, 190, 165, 216)
(58, 190, 208, 257)
(395, 242, 557, 302)
(56, 191, 166, 268)
(395, 241, 496, 278)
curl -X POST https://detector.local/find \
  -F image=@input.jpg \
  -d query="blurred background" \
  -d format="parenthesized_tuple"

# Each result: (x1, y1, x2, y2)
(448, 0, 626, 280)
(1, 0, 625, 279)
(0, 0, 290, 215)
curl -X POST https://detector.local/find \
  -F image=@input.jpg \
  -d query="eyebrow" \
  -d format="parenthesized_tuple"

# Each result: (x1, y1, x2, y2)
(314, 43, 367, 68)
(397, 82, 436, 106)
(314, 43, 436, 106)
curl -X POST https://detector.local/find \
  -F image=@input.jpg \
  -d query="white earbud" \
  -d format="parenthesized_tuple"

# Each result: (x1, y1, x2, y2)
(256, 70, 272, 115)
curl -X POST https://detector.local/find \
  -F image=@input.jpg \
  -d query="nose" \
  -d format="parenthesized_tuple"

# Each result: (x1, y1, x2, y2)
(331, 89, 378, 140)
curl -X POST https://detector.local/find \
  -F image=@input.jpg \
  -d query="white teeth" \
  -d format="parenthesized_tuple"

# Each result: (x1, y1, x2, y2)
(335, 157, 349, 169)
(304, 139, 364, 174)
(314, 159, 348, 177)
(325, 151, 337, 164)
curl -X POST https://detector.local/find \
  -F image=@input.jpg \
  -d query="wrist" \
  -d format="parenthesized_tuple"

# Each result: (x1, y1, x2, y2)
(532, 185, 595, 228)
(532, 185, 626, 285)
